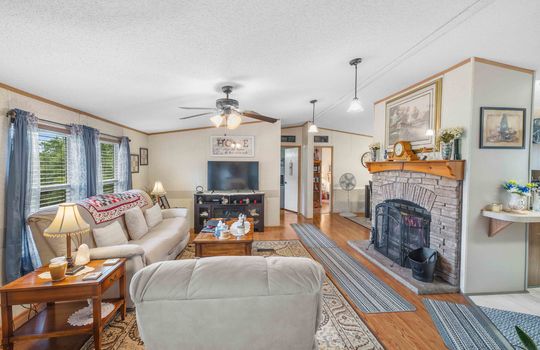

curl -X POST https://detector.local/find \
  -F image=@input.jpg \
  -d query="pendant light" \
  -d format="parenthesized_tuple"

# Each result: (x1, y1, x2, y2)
(347, 58, 364, 113)
(308, 99, 319, 133)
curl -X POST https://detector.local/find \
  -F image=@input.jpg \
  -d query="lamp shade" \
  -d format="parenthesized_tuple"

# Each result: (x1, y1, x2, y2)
(308, 123, 319, 133)
(151, 181, 166, 195)
(226, 111, 242, 130)
(44, 203, 90, 238)
(210, 114, 223, 128)
(347, 97, 364, 112)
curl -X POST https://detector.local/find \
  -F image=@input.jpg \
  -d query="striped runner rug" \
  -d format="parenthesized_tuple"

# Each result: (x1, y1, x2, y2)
(423, 299, 513, 350)
(292, 223, 415, 313)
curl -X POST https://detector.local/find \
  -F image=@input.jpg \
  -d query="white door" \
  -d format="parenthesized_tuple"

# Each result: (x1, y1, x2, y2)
(284, 148, 299, 212)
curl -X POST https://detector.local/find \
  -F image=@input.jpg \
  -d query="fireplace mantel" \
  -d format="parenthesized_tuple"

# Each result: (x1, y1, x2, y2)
(366, 160, 465, 180)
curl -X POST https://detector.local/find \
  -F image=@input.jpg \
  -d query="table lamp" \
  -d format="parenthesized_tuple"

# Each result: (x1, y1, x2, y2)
(44, 203, 90, 274)
(151, 181, 166, 203)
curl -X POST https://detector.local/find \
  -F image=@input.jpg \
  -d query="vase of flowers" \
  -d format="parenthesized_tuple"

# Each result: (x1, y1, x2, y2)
(369, 142, 380, 162)
(502, 180, 535, 212)
(437, 127, 464, 160)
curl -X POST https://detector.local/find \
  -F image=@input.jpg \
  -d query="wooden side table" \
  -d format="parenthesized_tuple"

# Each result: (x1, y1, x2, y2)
(0, 259, 126, 350)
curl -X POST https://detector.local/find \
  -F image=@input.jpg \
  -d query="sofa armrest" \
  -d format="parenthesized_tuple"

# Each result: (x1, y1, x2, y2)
(162, 208, 188, 219)
(90, 244, 145, 260)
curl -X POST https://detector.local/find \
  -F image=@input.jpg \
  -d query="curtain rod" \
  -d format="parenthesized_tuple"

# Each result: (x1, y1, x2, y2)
(6, 110, 131, 142)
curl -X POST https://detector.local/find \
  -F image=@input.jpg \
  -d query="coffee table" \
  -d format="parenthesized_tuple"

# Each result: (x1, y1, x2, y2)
(194, 218, 254, 257)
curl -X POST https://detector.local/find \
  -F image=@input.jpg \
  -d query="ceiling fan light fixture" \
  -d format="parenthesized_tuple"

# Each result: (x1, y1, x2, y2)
(347, 97, 364, 112)
(348, 57, 364, 113)
(226, 111, 242, 129)
(210, 114, 223, 127)
(308, 99, 319, 133)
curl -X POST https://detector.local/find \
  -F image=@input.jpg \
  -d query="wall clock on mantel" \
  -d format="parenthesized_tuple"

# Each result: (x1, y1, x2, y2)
(390, 141, 418, 161)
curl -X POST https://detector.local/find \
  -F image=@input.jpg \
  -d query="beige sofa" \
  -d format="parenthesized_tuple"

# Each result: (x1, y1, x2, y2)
(130, 256, 325, 350)
(27, 189, 189, 306)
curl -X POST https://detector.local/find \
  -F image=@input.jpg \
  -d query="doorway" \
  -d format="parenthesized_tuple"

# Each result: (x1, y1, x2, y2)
(280, 146, 301, 213)
(314, 146, 333, 214)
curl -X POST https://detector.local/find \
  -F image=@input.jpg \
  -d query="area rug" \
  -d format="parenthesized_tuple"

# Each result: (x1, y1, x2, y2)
(344, 215, 372, 229)
(293, 223, 415, 313)
(480, 306, 540, 348)
(81, 240, 383, 350)
(423, 299, 513, 350)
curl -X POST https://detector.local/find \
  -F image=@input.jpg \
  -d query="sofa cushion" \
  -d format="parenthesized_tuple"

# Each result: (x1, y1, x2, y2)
(93, 221, 129, 247)
(130, 217, 189, 264)
(144, 204, 163, 228)
(125, 206, 148, 240)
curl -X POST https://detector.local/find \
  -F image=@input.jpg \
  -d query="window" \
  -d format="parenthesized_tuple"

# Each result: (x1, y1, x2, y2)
(101, 142, 118, 194)
(39, 131, 69, 207)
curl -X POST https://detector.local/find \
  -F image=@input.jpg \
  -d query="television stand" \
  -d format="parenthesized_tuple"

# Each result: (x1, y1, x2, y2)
(194, 192, 265, 233)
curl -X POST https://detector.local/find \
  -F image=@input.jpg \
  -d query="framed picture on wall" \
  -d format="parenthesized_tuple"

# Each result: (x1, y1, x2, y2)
(479, 107, 526, 149)
(385, 78, 442, 150)
(210, 135, 255, 157)
(130, 154, 140, 173)
(532, 118, 540, 144)
(140, 148, 148, 165)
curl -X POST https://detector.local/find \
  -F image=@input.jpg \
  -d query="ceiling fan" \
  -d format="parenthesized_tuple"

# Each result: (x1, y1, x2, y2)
(178, 85, 278, 129)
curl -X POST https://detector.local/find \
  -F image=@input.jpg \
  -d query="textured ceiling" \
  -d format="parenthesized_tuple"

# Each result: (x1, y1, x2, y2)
(0, 0, 538, 134)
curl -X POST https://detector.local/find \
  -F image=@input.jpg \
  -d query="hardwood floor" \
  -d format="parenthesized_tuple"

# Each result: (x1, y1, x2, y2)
(261, 210, 467, 350)
(18, 210, 466, 349)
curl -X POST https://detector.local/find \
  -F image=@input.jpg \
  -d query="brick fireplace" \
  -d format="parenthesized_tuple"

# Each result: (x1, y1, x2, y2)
(370, 168, 463, 286)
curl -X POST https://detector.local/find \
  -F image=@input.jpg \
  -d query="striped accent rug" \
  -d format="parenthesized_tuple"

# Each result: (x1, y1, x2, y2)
(423, 299, 513, 350)
(292, 223, 415, 313)
(480, 307, 540, 349)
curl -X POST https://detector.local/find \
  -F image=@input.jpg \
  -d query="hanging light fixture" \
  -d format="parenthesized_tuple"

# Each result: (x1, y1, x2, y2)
(347, 58, 364, 113)
(308, 99, 319, 133)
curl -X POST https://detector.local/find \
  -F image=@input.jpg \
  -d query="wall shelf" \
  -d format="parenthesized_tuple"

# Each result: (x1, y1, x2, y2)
(366, 160, 465, 180)
(482, 210, 540, 237)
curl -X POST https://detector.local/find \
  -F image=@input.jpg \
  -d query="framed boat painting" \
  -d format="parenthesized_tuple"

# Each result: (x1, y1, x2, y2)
(479, 107, 526, 149)
(385, 78, 442, 150)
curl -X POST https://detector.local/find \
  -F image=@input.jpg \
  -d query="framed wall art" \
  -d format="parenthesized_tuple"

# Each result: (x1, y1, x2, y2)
(385, 78, 442, 150)
(139, 147, 148, 165)
(210, 135, 255, 157)
(480, 107, 526, 149)
(532, 118, 540, 144)
(130, 154, 140, 173)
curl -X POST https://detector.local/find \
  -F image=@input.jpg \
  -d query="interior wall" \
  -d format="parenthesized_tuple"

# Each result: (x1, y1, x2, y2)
(372, 58, 534, 293)
(0, 86, 149, 282)
(149, 121, 281, 228)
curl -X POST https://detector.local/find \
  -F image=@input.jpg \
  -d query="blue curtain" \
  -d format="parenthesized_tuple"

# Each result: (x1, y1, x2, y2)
(82, 126, 100, 196)
(4, 109, 41, 282)
(118, 136, 132, 191)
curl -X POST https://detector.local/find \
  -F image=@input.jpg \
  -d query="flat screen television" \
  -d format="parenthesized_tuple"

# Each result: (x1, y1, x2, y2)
(207, 161, 259, 191)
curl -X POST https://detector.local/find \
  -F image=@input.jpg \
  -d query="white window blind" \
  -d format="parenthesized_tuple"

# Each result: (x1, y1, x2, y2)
(38, 131, 69, 207)
(101, 142, 118, 194)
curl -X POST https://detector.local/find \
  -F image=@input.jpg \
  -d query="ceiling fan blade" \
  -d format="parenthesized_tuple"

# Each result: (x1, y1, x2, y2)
(241, 111, 278, 123)
(179, 112, 214, 120)
(178, 106, 217, 110)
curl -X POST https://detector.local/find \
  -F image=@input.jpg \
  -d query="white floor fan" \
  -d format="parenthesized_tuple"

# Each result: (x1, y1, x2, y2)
(339, 173, 357, 217)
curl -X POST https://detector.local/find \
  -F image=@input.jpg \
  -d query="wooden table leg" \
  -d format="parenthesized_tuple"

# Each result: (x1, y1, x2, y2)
(1, 293, 13, 350)
(92, 297, 102, 350)
(119, 267, 126, 320)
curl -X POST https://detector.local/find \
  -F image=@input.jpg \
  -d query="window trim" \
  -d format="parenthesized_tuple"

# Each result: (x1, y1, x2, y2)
(38, 129, 70, 208)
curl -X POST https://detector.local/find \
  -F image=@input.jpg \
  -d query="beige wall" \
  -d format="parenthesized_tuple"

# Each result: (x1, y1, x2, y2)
(372, 59, 535, 293)
(0, 87, 149, 282)
(148, 121, 282, 228)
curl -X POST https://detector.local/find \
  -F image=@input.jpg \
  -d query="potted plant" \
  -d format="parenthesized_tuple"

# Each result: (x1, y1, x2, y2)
(368, 142, 381, 162)
(436, 127, 464, 160)
(502, 180, 536, 212)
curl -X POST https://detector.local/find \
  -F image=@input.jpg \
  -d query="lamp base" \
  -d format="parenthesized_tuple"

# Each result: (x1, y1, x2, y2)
(66, 265, 85, 275)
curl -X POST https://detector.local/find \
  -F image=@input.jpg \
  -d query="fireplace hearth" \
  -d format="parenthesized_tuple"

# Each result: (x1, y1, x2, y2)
(372, 199, 431, 267)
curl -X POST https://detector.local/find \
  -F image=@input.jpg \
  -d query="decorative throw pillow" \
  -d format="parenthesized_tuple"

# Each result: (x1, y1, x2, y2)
(93, 221, 128, 247)
(124, 206, 149, 240)
(145, 204, 163, 228)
